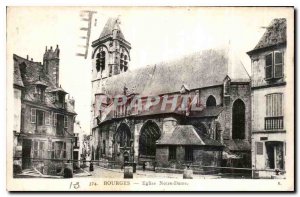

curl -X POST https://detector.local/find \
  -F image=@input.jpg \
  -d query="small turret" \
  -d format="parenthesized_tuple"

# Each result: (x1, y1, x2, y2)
(43, 45, 60, 87)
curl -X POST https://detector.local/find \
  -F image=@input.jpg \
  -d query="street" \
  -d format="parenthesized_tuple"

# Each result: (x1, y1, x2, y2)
(83, 166, 222, 179)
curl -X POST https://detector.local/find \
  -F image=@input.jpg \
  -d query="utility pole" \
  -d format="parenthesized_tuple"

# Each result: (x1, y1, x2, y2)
(76, 10, 97, 59)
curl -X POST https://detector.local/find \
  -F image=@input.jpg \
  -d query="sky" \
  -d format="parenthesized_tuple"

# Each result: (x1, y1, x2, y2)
(7, 7, 293, 134)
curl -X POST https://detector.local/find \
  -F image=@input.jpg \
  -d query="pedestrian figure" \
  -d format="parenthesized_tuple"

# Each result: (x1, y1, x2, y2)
(89, 161, 94, 172)
(153, 161, 157, 171)
(142, 162, 146, 171)
(64, 167, 73, 178)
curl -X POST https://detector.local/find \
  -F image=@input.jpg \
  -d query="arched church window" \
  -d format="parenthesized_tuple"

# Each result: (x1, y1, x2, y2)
(206, 95, 216, 107)
(139, 121, 161, 158)
(114, 123, 131, 148)
(232, 99, 245, 139)
(96, 50, 106, 73)
(96, 52, 100, 72)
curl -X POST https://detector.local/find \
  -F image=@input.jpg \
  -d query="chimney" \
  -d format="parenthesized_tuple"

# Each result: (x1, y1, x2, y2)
(26, 55, 29, 60)
(31, 58, 33, 61)
(55, 45, 60, 57)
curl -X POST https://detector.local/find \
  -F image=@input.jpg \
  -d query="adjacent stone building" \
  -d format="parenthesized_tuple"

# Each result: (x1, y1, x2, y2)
(90, 18, 252, 172)
(13, 46, 77, 175)
(247, 18, 287, 178)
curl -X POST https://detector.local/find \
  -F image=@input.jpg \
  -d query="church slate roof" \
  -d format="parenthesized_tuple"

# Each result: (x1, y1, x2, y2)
(97, 47, 250, 97)
(99, 17, 125, 40)
(157, 125, 223, 146)
(189, 105, 224, 118)
(224, 139, 251, 151)
(248, 18, 286, 54)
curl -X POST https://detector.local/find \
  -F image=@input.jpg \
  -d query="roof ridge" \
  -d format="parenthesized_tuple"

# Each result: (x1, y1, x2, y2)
(13, 54, 41, 64)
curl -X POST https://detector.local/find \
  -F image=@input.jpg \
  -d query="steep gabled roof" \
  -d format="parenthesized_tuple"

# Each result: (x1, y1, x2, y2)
(96, 47, 250, 97)
(157, 125, 223, 146)
(13, 59, 24, 87)
(13, 54, 56, 89)
(248, 18, 286, 54)
(13, 54, 76, 114)
(99, 17, 125, 40)
(224, 139, 251, 151)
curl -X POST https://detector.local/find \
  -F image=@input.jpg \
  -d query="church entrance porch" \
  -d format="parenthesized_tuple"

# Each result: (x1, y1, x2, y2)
(138, 121, 161, 169)
(112, 123, 133, 165)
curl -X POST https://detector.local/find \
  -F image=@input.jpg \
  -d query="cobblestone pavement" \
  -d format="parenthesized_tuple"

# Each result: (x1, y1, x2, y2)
(84, 166, 221, 179)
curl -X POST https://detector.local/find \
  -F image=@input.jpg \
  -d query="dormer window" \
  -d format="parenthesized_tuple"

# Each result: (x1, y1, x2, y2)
(49, 87, 67, 108)
(33, 76, 47, 102)
(36, 87, 45, 102)
(265, 51, 284, 80)
(58, 93, 65, 107)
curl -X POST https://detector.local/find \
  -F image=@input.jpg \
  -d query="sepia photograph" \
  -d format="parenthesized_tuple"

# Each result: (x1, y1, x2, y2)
(5, 6, 294, 191)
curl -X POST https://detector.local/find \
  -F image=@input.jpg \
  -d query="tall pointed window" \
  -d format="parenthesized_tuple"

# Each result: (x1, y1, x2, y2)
(96, 50, 106, 73)
(232, 99, 245, 139)
(124, 55, 128, 72)
(139, 121, 161, 158)
(120, 53, 124, 71)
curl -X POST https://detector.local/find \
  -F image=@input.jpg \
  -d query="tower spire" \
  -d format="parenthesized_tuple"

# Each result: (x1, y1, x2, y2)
(91, 16, 131, 80)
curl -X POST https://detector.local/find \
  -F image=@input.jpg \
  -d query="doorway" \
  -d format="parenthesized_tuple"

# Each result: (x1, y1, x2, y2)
(265, 141, 284, 169)
(22, 139, 32, 169)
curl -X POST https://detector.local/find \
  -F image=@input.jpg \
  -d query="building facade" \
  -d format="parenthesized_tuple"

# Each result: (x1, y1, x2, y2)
(13, 46, 77, 175)
(91, 18, 252, 172)
(247, 18, 287, 178)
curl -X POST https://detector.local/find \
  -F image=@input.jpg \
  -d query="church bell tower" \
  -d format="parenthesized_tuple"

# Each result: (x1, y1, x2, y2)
(91, 17, 131, 81)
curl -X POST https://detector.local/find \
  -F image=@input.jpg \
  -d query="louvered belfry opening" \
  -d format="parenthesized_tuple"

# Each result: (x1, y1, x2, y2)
(139, 121, 161, 159)
(96, 50, 106, 73)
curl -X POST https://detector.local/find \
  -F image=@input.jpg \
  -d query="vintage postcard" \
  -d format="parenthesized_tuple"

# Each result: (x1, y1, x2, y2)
(6, 6, 294, 191)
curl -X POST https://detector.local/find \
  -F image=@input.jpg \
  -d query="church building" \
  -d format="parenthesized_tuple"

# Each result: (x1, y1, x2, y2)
(90, 18, 252, 172)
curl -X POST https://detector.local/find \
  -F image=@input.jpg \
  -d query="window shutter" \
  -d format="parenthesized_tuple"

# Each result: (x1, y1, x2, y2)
(64, 116, 68, 128)
(45, 112, 50, 125)
(274, 51, 283, 78)
(266, 93, 283, 117)
(265, 53, 273, 79)
(49, 112, 52, 125)
(256, 142, 263, 155)
(53, 113, 57, 126)
(31, 108, 36, 123)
